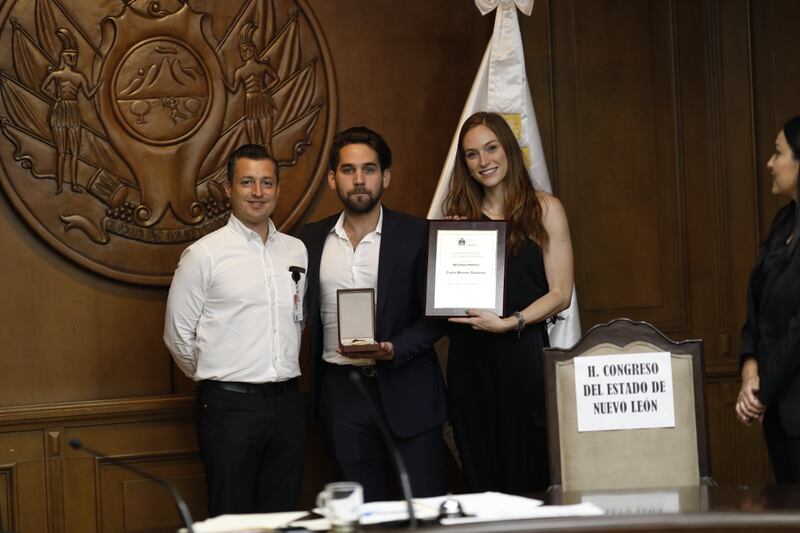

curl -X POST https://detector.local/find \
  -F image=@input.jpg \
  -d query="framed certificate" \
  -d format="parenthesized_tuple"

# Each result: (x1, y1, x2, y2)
(425, 220, 507, 317)
(337, 288, 379, 352)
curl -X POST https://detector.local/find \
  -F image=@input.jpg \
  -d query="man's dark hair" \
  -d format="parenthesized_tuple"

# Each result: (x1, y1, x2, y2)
(328, 127, 392, 172)
(226, 144, 280, 182)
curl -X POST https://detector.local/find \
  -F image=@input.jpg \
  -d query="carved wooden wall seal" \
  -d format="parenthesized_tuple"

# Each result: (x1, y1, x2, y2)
(0, 0, 337, 285)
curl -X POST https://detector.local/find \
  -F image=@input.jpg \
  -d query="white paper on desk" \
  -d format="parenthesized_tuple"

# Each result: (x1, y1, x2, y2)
(440, 502, 604, 525)
(287, 517, 330, 531)
(313, 499, 441, 525)
(442, 491, 543, 516)
(357, 499, 441, 524)
(183, 511, 308, 532)
(355, 492, 543, 525)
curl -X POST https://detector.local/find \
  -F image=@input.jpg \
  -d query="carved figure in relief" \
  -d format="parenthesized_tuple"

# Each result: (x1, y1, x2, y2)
(0, 0, 332, 284)
(226, 22, 279, 152)
(40, 28, 98, 194)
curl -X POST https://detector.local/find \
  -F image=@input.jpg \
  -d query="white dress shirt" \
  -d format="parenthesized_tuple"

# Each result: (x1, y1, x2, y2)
(164, 215, 308, 383)
(320, 208, 382, 366)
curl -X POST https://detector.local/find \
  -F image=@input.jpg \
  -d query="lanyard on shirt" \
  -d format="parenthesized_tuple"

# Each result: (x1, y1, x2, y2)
(289, 266, 305, 322)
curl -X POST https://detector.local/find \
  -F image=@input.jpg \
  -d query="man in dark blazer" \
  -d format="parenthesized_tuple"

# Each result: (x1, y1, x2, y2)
(298, 126, 447, 501)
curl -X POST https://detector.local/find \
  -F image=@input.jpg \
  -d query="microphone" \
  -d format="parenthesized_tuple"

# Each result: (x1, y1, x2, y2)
(348, 370, 417, 529)
(68, 439, 195, 533)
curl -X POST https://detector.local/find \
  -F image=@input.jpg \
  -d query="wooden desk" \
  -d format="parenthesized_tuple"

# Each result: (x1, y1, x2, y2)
(155, 486, 800, 533)
(366, 486, 800, 532)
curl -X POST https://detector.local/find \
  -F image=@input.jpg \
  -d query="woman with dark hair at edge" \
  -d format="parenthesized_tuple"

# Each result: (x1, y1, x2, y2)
(737, 116, 800, 483)
(443, 111, 574, 492)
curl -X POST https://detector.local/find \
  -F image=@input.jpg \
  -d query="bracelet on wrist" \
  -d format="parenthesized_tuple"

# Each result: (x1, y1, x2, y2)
(512, 311, 526, 337)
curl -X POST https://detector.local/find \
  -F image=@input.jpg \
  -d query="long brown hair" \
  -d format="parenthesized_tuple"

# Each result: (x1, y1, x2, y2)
(443, 111, 547, 253)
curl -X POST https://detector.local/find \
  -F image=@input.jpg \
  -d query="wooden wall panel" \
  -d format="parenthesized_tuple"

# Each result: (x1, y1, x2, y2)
(714, 0, 759, 366)
(695, 0, 758, 371)
(0, 463, 17, 532)
(662, 0, 758, 374)
(751, 0, 800, 233)
(550, 0, 688, 330)
(297, 1, 493, 223)
(0, 190, 173, 408)
(62, 415, 203, 533)
(706, 376, 772, 485)
(0, 431, 48, 533)
(98, 456, 205, 533)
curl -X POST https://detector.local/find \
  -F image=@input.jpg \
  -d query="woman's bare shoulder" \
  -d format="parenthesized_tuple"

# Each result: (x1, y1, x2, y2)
(535, 190, 565, 216)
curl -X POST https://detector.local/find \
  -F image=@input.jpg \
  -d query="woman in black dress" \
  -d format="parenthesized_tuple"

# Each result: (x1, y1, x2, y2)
(737, 116, 800, 483)
(443, 112, 574, 492)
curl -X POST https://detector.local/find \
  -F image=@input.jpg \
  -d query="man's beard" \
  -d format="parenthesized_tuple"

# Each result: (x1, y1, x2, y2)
(339, 185, 383, 213)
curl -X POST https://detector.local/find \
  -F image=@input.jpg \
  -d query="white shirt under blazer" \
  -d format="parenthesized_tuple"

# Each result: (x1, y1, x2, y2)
(164, 215, 308, 383)
(320, 208, 382, 366)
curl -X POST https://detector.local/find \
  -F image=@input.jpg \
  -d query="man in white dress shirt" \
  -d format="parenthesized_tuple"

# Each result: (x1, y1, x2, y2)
(164, 144, 308, 516)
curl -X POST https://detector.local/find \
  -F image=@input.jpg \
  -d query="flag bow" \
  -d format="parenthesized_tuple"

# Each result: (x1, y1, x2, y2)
(474, 0, 534, 17)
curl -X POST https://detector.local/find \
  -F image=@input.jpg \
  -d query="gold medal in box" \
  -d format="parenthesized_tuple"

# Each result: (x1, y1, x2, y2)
(337, 289, 379, 353)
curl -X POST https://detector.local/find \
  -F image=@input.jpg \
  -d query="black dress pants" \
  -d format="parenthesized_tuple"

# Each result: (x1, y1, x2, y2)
(321, 364, 446, 502)
(764, 406, 800, 484)
(196, 381, 306, 516)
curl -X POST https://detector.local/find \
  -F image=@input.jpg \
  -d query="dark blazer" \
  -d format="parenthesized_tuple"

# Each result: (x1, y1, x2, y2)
(741, 202, 800, 436)
(298, 207, 447, 438)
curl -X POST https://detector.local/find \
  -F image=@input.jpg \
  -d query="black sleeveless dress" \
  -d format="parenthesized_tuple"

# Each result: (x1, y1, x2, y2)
(447, 236, 551, 492)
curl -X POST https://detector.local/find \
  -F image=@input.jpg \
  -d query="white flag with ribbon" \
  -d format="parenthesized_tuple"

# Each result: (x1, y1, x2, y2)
(427, 0, 581, 348)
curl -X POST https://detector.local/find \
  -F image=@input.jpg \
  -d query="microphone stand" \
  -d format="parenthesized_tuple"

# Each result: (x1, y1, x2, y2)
(349, 370, 417, 529)
(68, 439, 195, 533)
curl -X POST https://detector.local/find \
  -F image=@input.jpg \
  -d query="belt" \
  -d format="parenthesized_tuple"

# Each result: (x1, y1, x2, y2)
(198, 378, 298, 396)
(323, 361, 378, 378)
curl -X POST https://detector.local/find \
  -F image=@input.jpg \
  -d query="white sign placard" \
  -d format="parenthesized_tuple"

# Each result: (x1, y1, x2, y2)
(581, 490, 680, 514)
(573, 352, 675, 432)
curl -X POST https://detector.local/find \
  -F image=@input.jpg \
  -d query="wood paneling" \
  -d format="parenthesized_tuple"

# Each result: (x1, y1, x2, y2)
(0, 431, 48, 533)
(0, 187, 174, 408)
(751, 0, 800, 233)
(551, 0, 689, 330)
(0, 0, 798, 529)
(296, 1, 493, 223)
(98, 455, 205, 533)
(61, 404, 201, 533)
(0, 463, 17, 532)
(706, 376, 773, 485)
(0, 397, 199, 532)
(677, 0, 759, 372)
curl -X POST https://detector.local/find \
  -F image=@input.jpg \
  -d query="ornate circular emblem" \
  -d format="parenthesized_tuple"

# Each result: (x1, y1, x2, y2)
(113, 38, 211, 144)
(0, 0, 337, 285)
